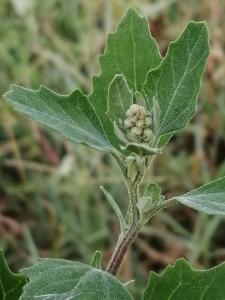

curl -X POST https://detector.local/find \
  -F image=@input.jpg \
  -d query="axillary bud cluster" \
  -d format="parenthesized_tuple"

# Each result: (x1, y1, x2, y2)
(123, 104, 154, 144)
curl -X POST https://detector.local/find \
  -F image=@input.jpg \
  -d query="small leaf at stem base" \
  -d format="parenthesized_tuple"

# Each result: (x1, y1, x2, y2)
(91, 250, 102, 269)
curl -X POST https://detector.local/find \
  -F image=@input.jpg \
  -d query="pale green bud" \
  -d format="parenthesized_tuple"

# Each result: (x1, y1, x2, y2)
(126, 104, 145, 118)
(126, 156, 137, 183)
(124, 119, 132, 129)
(144, 116, 152, 127)
(136, 119, 144, 128)
(143, 128, 154, 142)
(130, 126, 142, 136)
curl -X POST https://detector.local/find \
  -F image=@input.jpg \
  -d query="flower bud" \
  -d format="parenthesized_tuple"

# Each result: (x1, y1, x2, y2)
(126, 156, 137, 183)
(143, 128, 154, 142)
(136, 119, 144, 128)
(124, 119, 132, 129)
(130, 126, 142, 136)
(144, 116, 152, 127)
(123, 104, 155, 145)
(126, 104, 145, 118)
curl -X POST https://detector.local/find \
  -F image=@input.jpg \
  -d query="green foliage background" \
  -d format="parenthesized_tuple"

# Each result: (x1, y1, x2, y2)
(0, 0, 225, 298)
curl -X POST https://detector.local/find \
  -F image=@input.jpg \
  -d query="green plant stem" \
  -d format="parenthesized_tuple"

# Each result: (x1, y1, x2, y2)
(106, 222, 139, 275)
(111, 150, 139, 224)
(106, 189, 178, 275)
(107, 151, 140, 275)
(109, 150, 178, 276)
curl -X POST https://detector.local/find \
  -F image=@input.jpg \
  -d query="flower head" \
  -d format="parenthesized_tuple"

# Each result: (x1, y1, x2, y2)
(123, 104, 154, 144)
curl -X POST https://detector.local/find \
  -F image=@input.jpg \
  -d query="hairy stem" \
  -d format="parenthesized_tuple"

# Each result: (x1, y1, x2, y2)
(106, 198, 178, 275)
(106, 223, 139, 275)
(111, 150, 139, 224)
(108, 151, 178, 276)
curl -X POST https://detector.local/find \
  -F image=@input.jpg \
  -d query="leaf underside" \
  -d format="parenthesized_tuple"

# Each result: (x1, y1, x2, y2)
(177, 176, 225, 215)
(0, 249, 27, 300)
(20, 258, 133, 300)
(144, 258, 225, 300)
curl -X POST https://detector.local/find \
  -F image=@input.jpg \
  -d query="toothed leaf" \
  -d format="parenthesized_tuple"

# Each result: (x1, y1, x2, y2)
(144, 258, 225, 300)
(143, 21, 209, 147)
(89, 8, 162, 149)
(0, 249, 27, 300)
(4, 85, 111, 151)
(20, 259, 133, 300)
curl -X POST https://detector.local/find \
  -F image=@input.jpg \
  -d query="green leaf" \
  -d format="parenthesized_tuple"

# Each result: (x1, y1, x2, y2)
(107, 75, 133, 123)
(100, 186, 127, 233)
(4, 85, 111, 151)
(143, 21, 209, 145)
(176, 176, 225, 215)
(145, 182, 161, 207)
(20, 259, 133, 300)
(121, 143, 161, 156)
(137, 197, 152, 219)
(89, 7, 162, 149)
(0, 249, 27, 300)
(126, 156, 138, 183)
(91, 250, 102, 269)
(137, 183, 163, 225)
(156, 133, 173, 149)
(144, 258, 225, 300)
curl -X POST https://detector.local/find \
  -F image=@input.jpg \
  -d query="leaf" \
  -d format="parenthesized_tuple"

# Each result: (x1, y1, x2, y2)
(121, 143, 162, 156)
(100, 186, 127, 233)
(20, 259, 133, 300)
(4, 85, 111, 151)
(137, 197, 152, 218)
(126, 156, 138, 183)
(0, 249, 27, 300)
(107, 75, 133, 123)
(144, 182, 161, 207)
(143, 21, 209, 146)
(91, 250, 102, 269)
(176, 176, 225, 215)
(156, 133, 173, 149)
(89, 7, 162, 149)
(137, 183, 163, 225)
(144, 258, 225, 300)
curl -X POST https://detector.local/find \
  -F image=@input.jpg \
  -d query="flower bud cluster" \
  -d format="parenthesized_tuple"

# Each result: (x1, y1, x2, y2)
(123, 104, 154, 143)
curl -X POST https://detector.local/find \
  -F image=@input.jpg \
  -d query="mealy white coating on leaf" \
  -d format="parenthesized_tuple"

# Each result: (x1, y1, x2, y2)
(143, 21, 209, 147)
(4, 85, 111, 152)
(107, 74, 133, 123)
(20, 259, 133, 300)
(89, 7, 162, 150)
(176, 176, 225, 215)
(144, 258, 225, 300)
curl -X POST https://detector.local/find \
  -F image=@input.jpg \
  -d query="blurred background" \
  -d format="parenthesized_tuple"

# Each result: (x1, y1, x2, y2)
(0, 0, 225, 297)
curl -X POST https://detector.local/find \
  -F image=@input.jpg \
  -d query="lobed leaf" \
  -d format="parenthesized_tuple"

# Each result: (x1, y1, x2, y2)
(0, 249, 27, 300)
(176, 176, 225, 215)
(144, 258, 225, 300)
(143, 21, 209, 147)
(20, 258, 133, 300)
(4, 85, 111, 151)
